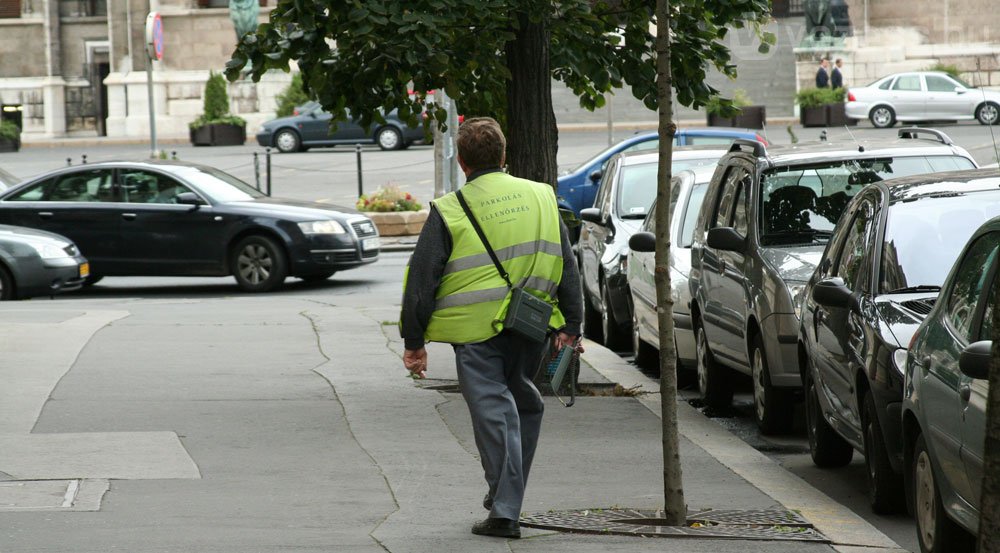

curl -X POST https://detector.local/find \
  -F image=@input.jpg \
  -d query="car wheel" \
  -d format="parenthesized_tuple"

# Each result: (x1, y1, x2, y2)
(976, 102, 999, 125)
(750, 334, 793, 434)
(0, 264, 16, 300)
(230, 235, 288, 293)
(869, 106, 896, 128)
(299, 272, 336, 282)
(583, 286, 604, 343)
(376, 127, 403, 151)
(805, 366, 853, 468)
(913, 433, 974, 553)
(274, 129, 301, 153)
(631, 306, 659, 369)
(694, 316, 733, 408)
(863, 390, 905, 514)
(601, 283, 629, 351)
(81, 275, 103, 287)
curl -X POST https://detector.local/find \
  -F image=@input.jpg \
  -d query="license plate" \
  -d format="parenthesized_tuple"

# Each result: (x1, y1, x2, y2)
(79, 262, 90, 278)
(362, 237, 381, 251)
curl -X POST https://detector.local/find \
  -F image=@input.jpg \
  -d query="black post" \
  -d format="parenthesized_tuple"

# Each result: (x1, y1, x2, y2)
(265, 147, 272, 196)
(355, 144, 363, 197)
(253, 152, 261, 191)
(171, 150, 177, 160)
(81, 154, 87, 164)
(66, 157, 72, 166)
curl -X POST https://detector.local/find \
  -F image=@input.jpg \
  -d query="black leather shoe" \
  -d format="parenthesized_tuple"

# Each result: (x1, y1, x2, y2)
(471, 517, 520, 539)
(483, 493, 493, 511)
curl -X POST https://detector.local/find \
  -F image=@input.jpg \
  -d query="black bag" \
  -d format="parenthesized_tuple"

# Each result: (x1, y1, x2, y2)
(456, 190, 553, 343)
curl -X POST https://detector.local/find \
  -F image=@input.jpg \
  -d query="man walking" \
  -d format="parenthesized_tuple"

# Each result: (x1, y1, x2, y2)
(399, 117, 583, 539)
(816, 58, 831, 88)
(831, 58, 844, 89)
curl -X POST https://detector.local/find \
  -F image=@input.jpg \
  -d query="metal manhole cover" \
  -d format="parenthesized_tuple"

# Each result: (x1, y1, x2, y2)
(520, 508, 828, 542)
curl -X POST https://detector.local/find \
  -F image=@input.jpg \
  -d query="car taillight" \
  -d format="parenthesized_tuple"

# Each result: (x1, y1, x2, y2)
(847, 90, 856, 102)
(755, 134, 768, 146)
(293, 108, 300, 115)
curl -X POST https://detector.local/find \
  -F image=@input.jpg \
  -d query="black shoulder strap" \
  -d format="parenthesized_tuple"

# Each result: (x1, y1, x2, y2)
(456, 190, 513, 289)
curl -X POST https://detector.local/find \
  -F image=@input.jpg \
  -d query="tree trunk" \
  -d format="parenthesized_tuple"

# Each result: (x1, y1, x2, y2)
(505, 13, 558, 189)
(979, 276, 1000, 551)
(654, 0, 686, 525)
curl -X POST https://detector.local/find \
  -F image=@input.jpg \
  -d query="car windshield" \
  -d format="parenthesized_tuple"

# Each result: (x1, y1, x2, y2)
(759, 155, 975, 245)
(0, 167, 18, 190)
(173, 165, 265, 202)
(879, 191, 1000, 294)
(618, 158, 718, 219)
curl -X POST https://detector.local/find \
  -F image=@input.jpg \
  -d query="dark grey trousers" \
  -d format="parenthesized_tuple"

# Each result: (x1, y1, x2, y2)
(454, 331, 547, 521)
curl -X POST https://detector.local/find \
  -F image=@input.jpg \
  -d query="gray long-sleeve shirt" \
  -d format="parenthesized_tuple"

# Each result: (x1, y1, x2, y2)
(400, 177, 583, 351)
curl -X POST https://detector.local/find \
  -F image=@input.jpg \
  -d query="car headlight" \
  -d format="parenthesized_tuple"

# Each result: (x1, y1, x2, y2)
(892, 348, 908, 376)
(789, 283, 807, 320)
(298, 220, 346, 235)
(31, 242, 73, 259)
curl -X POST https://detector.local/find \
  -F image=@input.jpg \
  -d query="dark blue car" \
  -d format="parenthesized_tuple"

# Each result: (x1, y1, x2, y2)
(257, 101, 426, 153)
(557, 128, 767, 215)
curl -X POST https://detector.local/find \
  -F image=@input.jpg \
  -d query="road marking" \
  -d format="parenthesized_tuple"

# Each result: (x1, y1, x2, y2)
(61, 479, 79, 508)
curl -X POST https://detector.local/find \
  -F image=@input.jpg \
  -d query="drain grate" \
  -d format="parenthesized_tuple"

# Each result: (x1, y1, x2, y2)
(520, 508, 828, 542)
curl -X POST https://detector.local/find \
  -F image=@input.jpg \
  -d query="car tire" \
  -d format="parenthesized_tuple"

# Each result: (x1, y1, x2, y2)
(299, 272, 336, 282)
(600, 282, 629, 351)
(863, 390, 905, 514)
(82, 275, 103, 287)
(913, 433, 975, 553)
(869, 106, 896, 129)
(631, 306, 659, 369)
(583, 286, 604, 343)
(694, 316, 733, 408)
(230, 235, 288, 293)
(805, 366, 853, 468)
(376, 127, 403, 151)
(750, 334, 793, 435)
(976, 102, 999, 125)
(274, 129, 302, 153)
(0, 264, 16, 300)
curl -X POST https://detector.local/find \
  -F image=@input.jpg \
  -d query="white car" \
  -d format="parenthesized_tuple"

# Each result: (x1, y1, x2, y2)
(626, 166, 716, 370)
(845, 71, 1000, 128)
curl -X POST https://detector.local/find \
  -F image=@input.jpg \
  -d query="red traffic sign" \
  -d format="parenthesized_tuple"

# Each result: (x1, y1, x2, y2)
(145, 12, 164, 61)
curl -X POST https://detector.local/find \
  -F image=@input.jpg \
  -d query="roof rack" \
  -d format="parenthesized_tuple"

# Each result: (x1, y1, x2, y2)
(897, 127, 954, 145)
(728, 138, 767, 157)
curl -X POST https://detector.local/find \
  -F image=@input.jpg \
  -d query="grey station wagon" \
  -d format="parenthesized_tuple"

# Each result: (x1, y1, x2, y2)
(688, 129, 977, 433)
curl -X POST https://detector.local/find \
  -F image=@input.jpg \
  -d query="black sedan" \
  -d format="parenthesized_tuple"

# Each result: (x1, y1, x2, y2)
(0, 224, 88, 300)
(257, 101, 426, 153)
(0, 161, 380, 292)
(799, 168, 1000, 514)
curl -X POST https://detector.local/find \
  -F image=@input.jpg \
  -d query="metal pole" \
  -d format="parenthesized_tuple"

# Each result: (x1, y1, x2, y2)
(440, 90, 453, 194)
(446, 95, 460, 191)
(66, 157, 72, 166)
(253, 152, 261, 191)
(355, 144, 363, 197)
(146, 53, 157, 157)
(265, 147, 272, 196)
(606, 92, 614, 146)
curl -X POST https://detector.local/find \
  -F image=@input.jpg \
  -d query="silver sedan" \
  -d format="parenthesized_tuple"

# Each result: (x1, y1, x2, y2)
(0, 225, 89, 300)
(845, 71, 1000, 128)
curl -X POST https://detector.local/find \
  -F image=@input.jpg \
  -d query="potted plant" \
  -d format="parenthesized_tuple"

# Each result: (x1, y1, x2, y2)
(796, 87, 849, 127)
(706, 89, 766, 129)
(189, 71, 247, 146)
(356, 185, 428, 236)
(0, 120, 20, 153)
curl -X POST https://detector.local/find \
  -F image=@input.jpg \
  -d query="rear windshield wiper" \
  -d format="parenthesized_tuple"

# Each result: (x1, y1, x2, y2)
(887, 285, 941, 294)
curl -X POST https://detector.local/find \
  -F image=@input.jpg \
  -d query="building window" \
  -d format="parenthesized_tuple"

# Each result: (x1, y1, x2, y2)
(60, 0, 106, 17)
(0, 0, 21, 18)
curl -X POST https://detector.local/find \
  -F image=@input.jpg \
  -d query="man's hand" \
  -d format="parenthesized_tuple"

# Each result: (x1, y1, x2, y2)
(554, 332, 583, 354)
(403, 348, 428, 379)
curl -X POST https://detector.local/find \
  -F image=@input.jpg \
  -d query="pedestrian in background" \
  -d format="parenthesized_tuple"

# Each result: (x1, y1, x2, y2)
(831, 58, 844, 89)
(816, 58, 831, 88)
(399, 117, 583, 539)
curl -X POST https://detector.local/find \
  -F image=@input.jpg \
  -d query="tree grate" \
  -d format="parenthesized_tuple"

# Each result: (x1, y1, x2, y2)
(520, 508, 828, 542)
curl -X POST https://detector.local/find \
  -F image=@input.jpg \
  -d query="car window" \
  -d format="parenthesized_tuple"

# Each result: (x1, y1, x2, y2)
(892, 75, 922, 91)
(680, 182, 709, 247)
(945, 234, 1000, 342)
(172, 165, 264, 203)
(979, 261, 999, 341)
(878, 79, 893, 90)
(687, 136, 737, 146)
(622, 139, 659, 154)
(712, 167, 741, 228)
(925, 75, 959, 92)
(834, 199, 876, 291)
(617, 162, 658, 218)
(672, 156, 721, 173)
(731, 171, 750, 235)
(120, 169, 196, 204)
(594, 157, 618, 214)
(6, 169, 114, 202)
(880, 191, 1000, 293)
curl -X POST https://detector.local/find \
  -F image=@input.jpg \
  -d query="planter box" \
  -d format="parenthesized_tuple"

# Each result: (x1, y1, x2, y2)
(800, 106, 829, 127)
(0, 137, 20, 153)
(826, 103, 857, 127)
(365, 210, 429, 236)
(706, 105, 766, 129)
(190, 123, 246, 146)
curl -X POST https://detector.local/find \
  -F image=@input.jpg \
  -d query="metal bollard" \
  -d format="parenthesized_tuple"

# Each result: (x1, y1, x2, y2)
(355, 144, 363, 197)
(171, 150, 177, 161)
(66, 157, 72, 167)
(253, 152, 261, 191)
(819, 130, 828, 142)
(81, 154, 87, 164)
(265, 147, 272, 197)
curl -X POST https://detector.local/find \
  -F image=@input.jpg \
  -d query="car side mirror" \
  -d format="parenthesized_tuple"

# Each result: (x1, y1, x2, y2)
(812, 277, 855, 309)
(960, 340, 993, 380)
(706, 227, 745, 253)
(175, 192, 205, 208)
(629, 231, 656, 253)
(580, 207, 605, 226)
(955, 86, 968, 94)
(588, 170, 602, 183)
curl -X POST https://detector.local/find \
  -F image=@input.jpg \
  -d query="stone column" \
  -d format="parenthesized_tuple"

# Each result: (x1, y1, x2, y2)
(41, 0, 66, 136)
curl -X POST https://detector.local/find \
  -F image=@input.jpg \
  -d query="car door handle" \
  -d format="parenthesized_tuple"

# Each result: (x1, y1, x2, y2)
(121, 213, 136, 221)
(38, 211, 53, 219)
(815, 309, 826, 324)
(960, 385, 972, 402)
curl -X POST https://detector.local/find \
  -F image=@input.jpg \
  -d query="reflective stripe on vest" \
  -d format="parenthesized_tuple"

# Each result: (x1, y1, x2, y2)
(423, 173, 565, 344)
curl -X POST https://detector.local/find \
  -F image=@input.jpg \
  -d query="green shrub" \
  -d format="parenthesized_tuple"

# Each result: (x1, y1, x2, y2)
(275, 73, 310, 118)
(0, 120, 19, 141)
(190, 71, 245, 129)
(795, 87, 846, 108)
(705, 88, 753, 115)
(925, 62, 962, 80)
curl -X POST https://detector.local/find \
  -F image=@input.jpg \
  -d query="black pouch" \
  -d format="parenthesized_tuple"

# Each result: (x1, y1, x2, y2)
(504, 287, 553, 343)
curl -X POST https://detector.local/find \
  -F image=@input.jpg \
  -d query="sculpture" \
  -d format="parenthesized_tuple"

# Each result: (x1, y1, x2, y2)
(804, 0, 836, 39)
(229, 0, 259, 42)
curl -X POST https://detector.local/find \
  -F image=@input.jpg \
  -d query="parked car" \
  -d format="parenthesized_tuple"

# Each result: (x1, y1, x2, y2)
(0, 224, 88, 300)
(903, 193, 1000, 553)
(800, 168, 1000, 515)
(0, 167, 18, 190)
(578, 147, 728, 350)
(257, 101, 426, 152)
(558, 128, 767, 216)
(846, 71, 1000, 128)
(688, 129, 977, 433)
(0, 161, 380, 292)
(627, 166, 717, 370)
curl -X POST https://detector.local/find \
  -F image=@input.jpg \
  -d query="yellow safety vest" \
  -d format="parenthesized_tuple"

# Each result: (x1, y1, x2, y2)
(417, 172, 565, 344)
